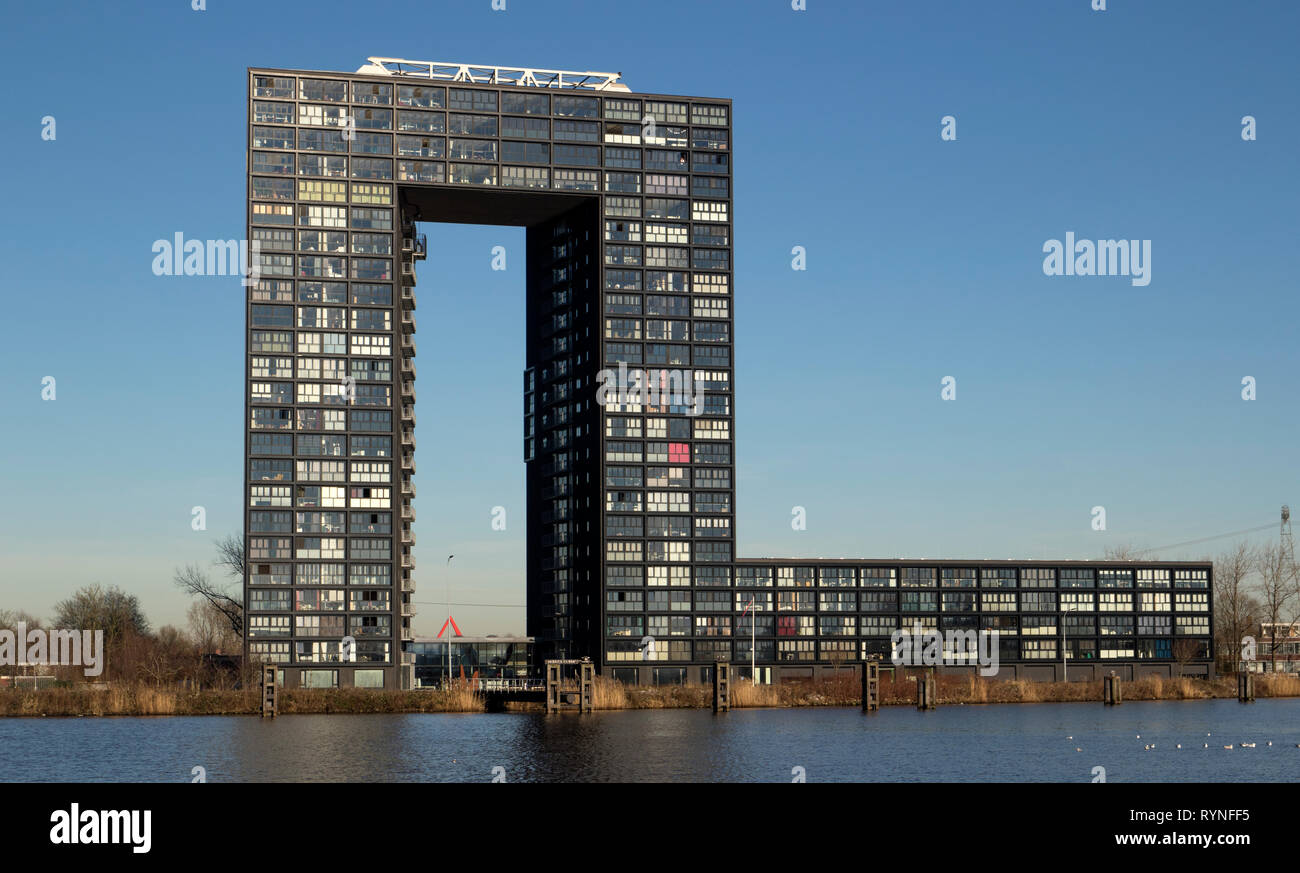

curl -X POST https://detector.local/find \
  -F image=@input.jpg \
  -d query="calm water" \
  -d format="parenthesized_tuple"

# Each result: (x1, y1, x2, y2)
(2, 699, 1298, 782)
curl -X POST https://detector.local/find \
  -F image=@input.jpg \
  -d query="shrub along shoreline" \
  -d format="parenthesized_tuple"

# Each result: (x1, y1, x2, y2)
(2, 673, 1298, 717)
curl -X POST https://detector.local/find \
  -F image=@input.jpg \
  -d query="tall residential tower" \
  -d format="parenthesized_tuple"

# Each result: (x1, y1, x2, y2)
(245, 59, 1212, 689)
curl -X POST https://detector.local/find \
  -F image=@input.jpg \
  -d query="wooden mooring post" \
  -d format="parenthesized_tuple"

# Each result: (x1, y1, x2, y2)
(916, 671, 936, 710)
(713, 661, 730, 712)
(1103, 673, 1123, 705)
(260, 665, 277, 718)
(861, 659, 880, 712)
(1237, 671, 1255, 703)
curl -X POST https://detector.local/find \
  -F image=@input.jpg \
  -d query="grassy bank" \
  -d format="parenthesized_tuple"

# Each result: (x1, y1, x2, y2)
(3, 673, 1298, 717)
(586, 672, 1300, 710)
(0, 683, 483, 717)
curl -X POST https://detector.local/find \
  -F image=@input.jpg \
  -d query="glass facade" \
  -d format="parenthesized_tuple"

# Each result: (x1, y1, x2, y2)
(409, 638, 532, 687)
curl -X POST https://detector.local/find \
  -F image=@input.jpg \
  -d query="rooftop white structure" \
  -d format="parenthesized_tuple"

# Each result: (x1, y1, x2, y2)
(355, 57, 630, 91)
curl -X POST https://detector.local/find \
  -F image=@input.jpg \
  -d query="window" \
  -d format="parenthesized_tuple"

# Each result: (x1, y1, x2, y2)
(1060, 568, 1095, 588)
(501, 141, 549, 164)
(901, 567, 936, 588)
(298, 129, 347, 153)
(1139, 591, 1172, 612)
(605, 172, 641, 194)
(1061, 592, 1095, 611)
(449, 163, 497, 186)
(397, 85, 445, 108)
(605, 146, 641, 168)
(298, 103, 350, 127)
(448, 88, 496, 112)
(398, 110, 446, 133)
(1174, 569, 1209, 589)
(604, 98, 641, 121)
(502, 92, 548, 115)
(252, 176, 293, 200)
(644, 101, 687, 125)
(353, 81, 392, 105)
(299, 78, 346, 102)
(1098, 569, 1133, 588)
(298, 180, 347, 202)
(449, 138, 497, 161)
(981, 592, 1017, 612)
(691, 104, 729, 126)
(645, 174, 687, 197)
(554, 120, 600, 143)
(352, 133, 392, 155)
(554, 169, 598, 190)
(350, 157, 393, 180)
(397, 160, 445, 183)
(252, 127, 293, 150)
(1021, 592, 1057, 612)
(252, 76, 294, 99)
(351, 183, 392, 204)
(354, 108, 392, 130)
(1137, 569, 1171, 588)
(396, 135, 444, 158)
(693, 128, 729, 150)
(554, 95, 599, 118)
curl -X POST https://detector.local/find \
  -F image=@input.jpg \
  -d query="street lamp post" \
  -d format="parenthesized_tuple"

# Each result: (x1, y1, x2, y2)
(445, 554, 455, 687)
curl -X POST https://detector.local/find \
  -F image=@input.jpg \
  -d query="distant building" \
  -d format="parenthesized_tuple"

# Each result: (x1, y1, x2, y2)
(1251, 622, 1300, 673)
(408, 636, 533, 687)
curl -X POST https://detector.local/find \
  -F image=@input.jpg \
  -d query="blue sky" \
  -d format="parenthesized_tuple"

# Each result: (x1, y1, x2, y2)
(1, 0, 1296, 636)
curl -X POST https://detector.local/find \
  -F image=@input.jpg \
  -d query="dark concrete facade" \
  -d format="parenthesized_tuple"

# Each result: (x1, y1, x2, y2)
(243, 64, 1213, 688)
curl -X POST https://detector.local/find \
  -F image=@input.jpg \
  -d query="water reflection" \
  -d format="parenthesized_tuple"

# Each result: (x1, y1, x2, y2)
(0, 699, 1297, 782)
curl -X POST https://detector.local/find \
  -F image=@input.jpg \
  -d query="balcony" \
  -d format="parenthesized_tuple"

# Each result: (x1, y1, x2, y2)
(401, 454, 415, 472)
(402, 286, 416, 309)
(401, 528, 416, 546)
(402, 480, 416, 497)
(401, 405, 415, 424)
(402, 233, 428, 261)
(401, 601, 416, 617)
(402, 385, 416, 404)
(401, 429, 415, 448)
(401, 311, 416, 334)
(400, 626, 414, 642)
(401, 504, 415, 521)
(401, 577, 416, 592)
(401, 261, 417, 286)
(401, 553, 415, 569)
(401, 334, 415, 356)
(401, 651, 415, 664)
(401, 358, 416, 377)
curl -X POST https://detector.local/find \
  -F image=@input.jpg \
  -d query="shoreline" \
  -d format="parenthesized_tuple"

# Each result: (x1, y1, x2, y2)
(2, 674, 1297, 718)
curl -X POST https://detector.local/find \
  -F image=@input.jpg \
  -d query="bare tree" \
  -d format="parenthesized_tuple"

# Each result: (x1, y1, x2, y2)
(214, 533, 246, 581)
(187, 600, 240, 654)
(1253, 542, 1299, 673)
(1212, 542, 1260, 671)
(1104, 543, 1142, 561)
(1172, 638, 1201, 674)
(138, 626, 195, 686)
(0, 609, 42, 629)
(173, 564, 243, 638)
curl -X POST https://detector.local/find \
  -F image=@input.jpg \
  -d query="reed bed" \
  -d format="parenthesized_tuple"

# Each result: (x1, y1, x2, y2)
(0, 683, 485, 717)
(2, 672, 1297, 717)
